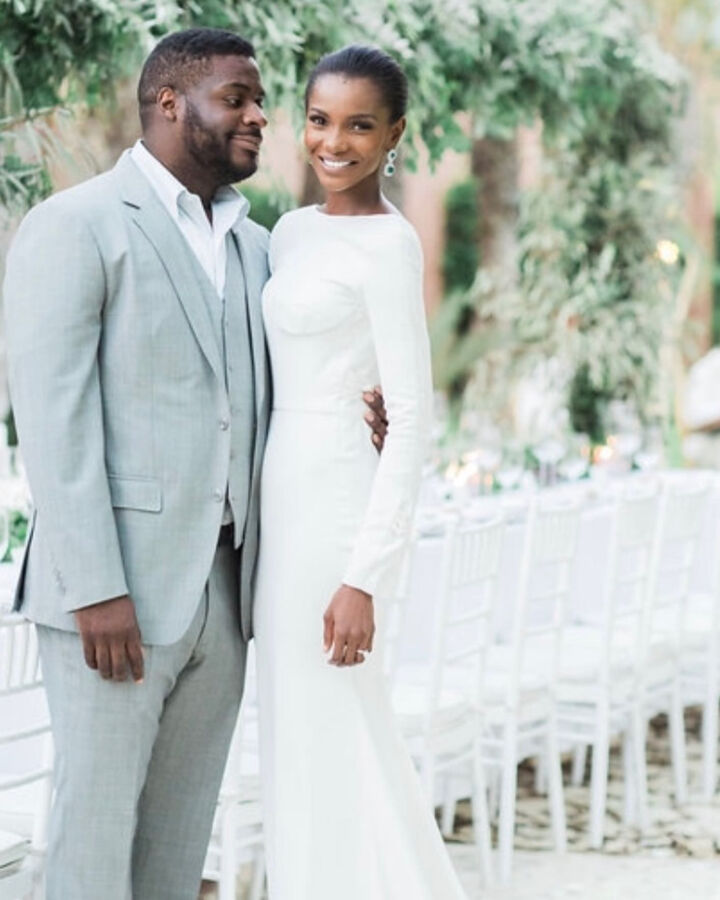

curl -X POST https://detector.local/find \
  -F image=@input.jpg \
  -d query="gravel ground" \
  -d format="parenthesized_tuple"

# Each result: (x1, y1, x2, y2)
(451, 845, 720, 899)
(201, 710, 720, 898)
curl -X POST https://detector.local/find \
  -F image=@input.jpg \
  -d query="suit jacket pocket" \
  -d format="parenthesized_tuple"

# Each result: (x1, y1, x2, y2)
(108, 475, 162, 512)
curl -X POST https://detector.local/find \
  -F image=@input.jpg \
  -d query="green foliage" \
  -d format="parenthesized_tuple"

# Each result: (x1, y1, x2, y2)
(568, 363, 611, 443)
(443, 178, 480, 293)
(4, 407, 16, 447)
(0, 0, 166, 214)
(241, 184, 295, 232)
(444, 0, 686, 440)
(6, 508, 27, 560)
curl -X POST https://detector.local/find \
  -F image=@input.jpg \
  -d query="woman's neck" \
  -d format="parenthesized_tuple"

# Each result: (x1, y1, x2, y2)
(321, 180, 388, 217)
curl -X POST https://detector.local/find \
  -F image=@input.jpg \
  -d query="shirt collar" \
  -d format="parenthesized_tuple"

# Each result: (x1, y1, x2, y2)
(130, 139, 250, 231)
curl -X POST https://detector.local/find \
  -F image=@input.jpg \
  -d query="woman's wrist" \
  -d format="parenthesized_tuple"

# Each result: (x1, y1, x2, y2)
(341, 583, 373, 602)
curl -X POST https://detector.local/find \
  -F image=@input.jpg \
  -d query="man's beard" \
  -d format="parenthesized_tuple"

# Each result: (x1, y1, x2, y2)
(183, 100, 257, 185)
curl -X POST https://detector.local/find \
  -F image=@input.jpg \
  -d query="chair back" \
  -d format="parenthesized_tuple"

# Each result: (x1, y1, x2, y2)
(425, 514, 504, 733)
(599, 483, 662, 684)
(0, 614, 52, 847)
(642, 474, 711, 665)
(508, 497, 582, 703)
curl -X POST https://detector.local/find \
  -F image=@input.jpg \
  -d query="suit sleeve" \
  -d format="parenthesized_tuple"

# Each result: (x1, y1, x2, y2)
(3, 200, 129, 612)
(342, 225, 432, 597)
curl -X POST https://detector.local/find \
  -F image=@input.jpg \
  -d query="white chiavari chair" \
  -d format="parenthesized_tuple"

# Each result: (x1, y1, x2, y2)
(481, 496, 580, 881)
(660, 472, 720, 801)
(203, 658, 265, 900)
(555, 482, 661, 846)
(640, 473, 713, 809)
(0, 614, 52, 900)
(673, 474, 720, 800)
(392, 515, 503, 885)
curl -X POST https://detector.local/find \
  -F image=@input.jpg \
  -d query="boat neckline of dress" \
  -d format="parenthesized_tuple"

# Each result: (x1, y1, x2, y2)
(312, 204, 402, 220)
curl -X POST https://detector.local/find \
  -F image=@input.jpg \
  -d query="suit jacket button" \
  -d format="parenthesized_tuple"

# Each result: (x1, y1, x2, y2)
(219, 418, 230, 431)
(213, 489, 224, 502)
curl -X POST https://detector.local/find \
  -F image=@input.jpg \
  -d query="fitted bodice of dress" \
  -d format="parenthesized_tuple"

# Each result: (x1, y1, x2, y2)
(263, 211, 384, 417)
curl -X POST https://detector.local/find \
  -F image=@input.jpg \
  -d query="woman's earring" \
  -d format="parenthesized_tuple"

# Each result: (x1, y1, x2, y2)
(384, 148, 397, 177)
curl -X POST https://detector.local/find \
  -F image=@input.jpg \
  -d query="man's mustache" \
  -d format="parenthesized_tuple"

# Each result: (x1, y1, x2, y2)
(232, 129, 263, 142)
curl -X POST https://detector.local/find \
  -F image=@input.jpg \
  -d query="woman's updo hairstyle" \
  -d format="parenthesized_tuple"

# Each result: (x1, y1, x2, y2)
(305, 44, 408, 123)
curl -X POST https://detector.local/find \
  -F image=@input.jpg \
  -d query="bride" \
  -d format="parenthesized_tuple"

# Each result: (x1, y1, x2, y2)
(253, 44, 468, 899)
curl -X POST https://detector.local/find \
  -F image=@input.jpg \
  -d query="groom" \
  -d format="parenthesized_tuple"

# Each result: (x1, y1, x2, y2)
(3, 28, 386, 900)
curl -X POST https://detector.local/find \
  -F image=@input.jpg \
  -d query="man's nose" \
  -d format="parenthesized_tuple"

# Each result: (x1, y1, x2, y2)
(243, 101, 267, 129)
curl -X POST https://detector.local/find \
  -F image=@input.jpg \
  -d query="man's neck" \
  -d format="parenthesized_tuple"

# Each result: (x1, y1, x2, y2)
(140, 138, 217, 216)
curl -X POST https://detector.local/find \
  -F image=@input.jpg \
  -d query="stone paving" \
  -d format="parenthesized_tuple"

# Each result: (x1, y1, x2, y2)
(201, 710, 720, 898)
(451, 712, 720, 860)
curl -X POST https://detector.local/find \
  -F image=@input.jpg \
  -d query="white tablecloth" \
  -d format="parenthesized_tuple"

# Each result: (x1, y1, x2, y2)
(397, 476, 720, 665)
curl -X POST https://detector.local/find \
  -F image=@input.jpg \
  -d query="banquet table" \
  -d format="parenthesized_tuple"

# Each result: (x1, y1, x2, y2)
(395, 473, 720, 666)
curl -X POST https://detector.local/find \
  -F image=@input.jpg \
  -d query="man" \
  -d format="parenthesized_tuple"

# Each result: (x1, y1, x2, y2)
(3, 28, 386, 899)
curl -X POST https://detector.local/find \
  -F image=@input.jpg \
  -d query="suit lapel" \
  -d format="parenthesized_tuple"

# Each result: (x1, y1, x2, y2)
(113, 152, 224, 384)
(232, 222, 268, 420)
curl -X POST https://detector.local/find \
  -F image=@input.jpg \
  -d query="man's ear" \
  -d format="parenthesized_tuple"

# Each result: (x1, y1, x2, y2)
(156, 86, 182, 122)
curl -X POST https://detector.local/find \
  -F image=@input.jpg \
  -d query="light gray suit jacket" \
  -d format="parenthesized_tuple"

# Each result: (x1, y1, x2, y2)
(3, 151, 271, 643)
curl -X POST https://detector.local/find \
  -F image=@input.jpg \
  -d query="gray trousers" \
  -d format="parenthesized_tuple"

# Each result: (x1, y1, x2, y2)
(37, 543, 247, 900)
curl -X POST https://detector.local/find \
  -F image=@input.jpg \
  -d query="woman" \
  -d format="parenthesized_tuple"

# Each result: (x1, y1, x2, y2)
(253, 45, 468, 899)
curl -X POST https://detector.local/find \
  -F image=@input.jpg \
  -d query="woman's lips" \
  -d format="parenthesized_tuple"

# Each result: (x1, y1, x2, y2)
(318, 156, 356, 172)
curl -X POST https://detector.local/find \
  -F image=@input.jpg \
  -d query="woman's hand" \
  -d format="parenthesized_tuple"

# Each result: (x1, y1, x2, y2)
(323, 584, 375, 666)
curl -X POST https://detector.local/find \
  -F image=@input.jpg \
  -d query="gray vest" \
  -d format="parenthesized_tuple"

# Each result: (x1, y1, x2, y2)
(189, 231, 256, 544)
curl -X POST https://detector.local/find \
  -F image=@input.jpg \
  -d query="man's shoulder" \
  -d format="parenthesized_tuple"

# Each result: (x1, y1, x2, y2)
(236, 214, 270, 254)
(21, 166, 121, 232)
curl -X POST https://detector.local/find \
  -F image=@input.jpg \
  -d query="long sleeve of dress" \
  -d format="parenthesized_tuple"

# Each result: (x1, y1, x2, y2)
(342, 226, 432, 597)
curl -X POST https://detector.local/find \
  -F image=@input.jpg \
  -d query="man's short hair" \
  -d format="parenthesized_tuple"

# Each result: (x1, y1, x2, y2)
(137, 28, 255, 125)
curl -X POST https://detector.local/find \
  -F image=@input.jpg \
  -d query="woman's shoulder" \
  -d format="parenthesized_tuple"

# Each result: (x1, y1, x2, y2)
(271, 205, 315, 232)
(364, 213, 423, 265)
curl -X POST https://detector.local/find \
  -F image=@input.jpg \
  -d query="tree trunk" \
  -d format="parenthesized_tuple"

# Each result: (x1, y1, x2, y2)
(471, 134, 520, 286)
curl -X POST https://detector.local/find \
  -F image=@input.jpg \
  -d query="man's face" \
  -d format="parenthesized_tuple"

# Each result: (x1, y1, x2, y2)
(179, 54, 267, 185)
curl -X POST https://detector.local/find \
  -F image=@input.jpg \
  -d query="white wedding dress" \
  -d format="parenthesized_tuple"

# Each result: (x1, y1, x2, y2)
(253, 204, 468, 899)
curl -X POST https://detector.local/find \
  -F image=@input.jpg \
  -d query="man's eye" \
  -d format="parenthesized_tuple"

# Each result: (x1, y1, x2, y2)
(226, 97, 241, 108)
(256, 97, 265, 108)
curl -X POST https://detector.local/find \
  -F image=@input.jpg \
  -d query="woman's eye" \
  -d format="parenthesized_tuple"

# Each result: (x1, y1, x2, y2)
(309, 115, 326, 125)
(351, 122, 372, 131)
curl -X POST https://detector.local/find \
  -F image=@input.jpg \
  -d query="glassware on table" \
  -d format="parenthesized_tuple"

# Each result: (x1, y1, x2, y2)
(558, 432, 591, 483)
(634, 424, 664, 472)
(496, 441, 525, 491)
(475, 423, 503, 494)
(533, 437, 566, 487)
(605, 400, 642, 471)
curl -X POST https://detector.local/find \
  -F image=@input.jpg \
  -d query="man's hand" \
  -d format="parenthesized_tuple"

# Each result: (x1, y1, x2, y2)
(74, 594, 144, 683)
(363, 385, 387, 453)
(323, 584, 375, 667)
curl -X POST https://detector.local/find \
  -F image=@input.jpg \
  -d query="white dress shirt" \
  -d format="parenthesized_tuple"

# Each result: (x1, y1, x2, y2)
(130, 139, 249, 299)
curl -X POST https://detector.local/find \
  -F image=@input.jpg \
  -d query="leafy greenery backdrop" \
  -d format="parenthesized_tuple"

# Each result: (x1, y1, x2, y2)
(0, 0, 698, 444)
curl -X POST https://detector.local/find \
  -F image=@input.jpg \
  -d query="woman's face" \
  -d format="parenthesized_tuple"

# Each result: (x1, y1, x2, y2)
(304, 73, 404, 196)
